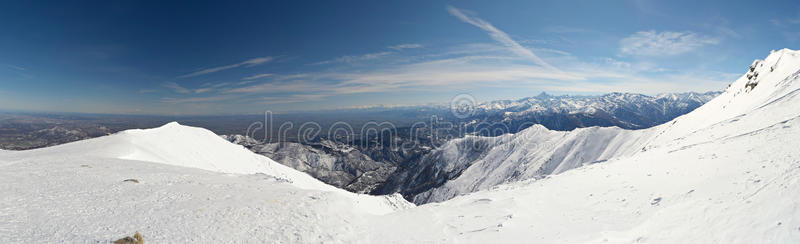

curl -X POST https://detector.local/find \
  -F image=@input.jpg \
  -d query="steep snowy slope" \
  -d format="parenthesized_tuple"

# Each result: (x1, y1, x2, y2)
(369, 116, 800, 243)
(363, 48, 800, 243)
(390, 49, 800, 204)
(0, 122, 410, 242)
(384, 125, 654, 204)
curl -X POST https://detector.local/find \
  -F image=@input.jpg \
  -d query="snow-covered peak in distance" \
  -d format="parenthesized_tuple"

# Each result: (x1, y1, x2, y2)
(472, 91, 721, 130)
(475, 91, 719, 113)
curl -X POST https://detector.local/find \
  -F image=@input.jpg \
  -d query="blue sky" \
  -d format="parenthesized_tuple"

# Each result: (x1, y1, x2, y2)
(1, 0, 799, 115)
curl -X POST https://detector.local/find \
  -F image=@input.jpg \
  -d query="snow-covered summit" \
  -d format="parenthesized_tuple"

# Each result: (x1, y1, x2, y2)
(1, 121, 413, 242)
(668, 49, 799, 125)
(10, 121, 291, 176)
(2, 121, 396, 193)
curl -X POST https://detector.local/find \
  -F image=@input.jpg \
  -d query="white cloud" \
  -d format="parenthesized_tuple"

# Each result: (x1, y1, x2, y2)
(542, 26, 592, 34)
(7, 65, 26, 71)
(178, 57, 274, 78)
(161, 95, 232, 104)
(242, 73, 273, 80)
(604, 58, 632, 69)
(227, 53, 584, 98)
(193, 88, 213, 94)
(163, 81, 191, 94)
(619, 31, 719, 56)
(772, 15, 800, 27)
(260, 94, 329, 105)
(166, 49, 733, 106)
(203, 82, 231, 89)
(225, 81, 321, 94)
(313, 51, 392, 65)
(388, 43, 423, 50)
(446, 6, 560, 71)
(531, 48, 571, 56)
(160, 11, 734, 109)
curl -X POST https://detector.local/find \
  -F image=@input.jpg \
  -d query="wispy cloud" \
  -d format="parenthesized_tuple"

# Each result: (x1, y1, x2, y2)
(161, 95, 233, 104)
(770, 15, 800, 42)
(313, 51, 393, 65)
(225, 81, 322, 94)
(163, 81, 191, 94)
(162, 81, 226, 94)
(162, 45, 731, 107)
(770, 16, 800, 27)
(227, 53, 584, 98)
(619, 30, 719, 56)
(7, 65, 26, 71)
(388, 43, 423, 50)
(158, 8, 733, 109)
(446, 6, 560, 72)
(542, 26, 593, 34)
(193, 88, 212, 93)
(261, 94, 329, 105)
(242, 73, 273, 80)
(178, 57, 274, 78)
(202, 82, 231, 89)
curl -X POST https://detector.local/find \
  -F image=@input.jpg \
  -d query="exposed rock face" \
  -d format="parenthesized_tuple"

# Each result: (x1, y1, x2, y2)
(221, 139, 396, 193)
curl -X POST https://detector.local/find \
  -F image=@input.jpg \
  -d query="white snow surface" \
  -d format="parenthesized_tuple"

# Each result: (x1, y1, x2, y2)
(0, 122, 410, 243)
(0, 49, 799, 243)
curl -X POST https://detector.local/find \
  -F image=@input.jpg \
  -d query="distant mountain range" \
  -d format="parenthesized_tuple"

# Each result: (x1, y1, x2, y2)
(466, 91, 721, 135)
(225, 91, 722, 196)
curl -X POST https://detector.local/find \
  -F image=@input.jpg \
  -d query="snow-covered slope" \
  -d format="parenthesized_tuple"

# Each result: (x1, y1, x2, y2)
(0, 122, 410, 242)
(385, 125, 654, 204)
(385, 49, 800, 204)
(366, 48, 800, 243)
(4, 122, 337, 190)
(370, 116, 800, 243)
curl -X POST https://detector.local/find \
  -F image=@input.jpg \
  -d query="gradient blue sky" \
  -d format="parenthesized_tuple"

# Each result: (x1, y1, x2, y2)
(1, 0, 799, 115)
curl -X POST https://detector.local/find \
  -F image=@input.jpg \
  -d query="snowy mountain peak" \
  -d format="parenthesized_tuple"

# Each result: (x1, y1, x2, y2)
(5, 122, 349, 191)
(734, 48, 798, 93)
(1, 123, 412, 242)
(534, 91, 552, 98)
(657, 48, 800, 141)
(161, 121, 182, 127)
